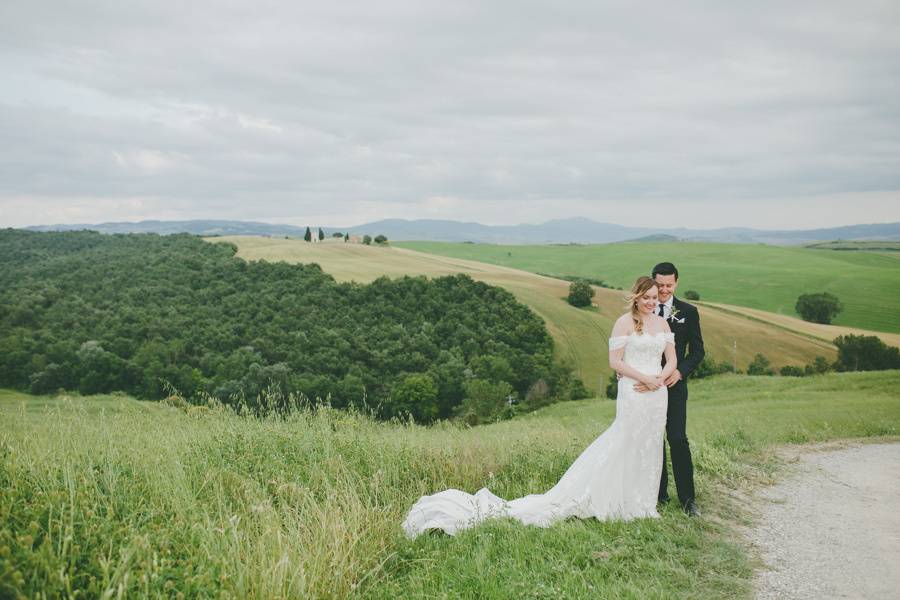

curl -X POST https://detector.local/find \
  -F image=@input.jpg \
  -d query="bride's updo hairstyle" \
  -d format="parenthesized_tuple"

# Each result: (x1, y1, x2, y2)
(626, 276, 658, 335)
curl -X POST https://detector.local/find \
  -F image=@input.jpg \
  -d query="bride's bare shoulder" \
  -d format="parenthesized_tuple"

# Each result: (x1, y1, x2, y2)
(611, 313, 633, 337)
(613, 313, 632, 326)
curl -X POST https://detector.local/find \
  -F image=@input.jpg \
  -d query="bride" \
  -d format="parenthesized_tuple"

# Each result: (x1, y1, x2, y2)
(402, 275, 677, 537)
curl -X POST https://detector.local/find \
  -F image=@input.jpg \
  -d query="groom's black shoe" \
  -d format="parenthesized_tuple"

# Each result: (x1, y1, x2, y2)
(683, 499, 700, 517)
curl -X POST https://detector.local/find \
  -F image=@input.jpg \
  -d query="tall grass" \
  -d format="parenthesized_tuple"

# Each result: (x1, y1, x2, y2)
(2, 371, 899, 598)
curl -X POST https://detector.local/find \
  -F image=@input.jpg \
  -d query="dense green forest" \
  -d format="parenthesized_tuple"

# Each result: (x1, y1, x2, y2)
(0, 230, 584, 422)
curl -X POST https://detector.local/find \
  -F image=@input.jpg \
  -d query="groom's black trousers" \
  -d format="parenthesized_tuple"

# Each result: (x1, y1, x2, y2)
(660, 380, 695, 505)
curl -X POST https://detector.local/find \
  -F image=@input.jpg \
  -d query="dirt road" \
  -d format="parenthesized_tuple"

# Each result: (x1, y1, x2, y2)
(746, 442, 900, 599)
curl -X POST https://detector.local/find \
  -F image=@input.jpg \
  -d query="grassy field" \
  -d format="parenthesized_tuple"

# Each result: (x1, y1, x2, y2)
(395, 241, 900, 334)
(211, 237, 846, 392)
(2, 371, 898, 598)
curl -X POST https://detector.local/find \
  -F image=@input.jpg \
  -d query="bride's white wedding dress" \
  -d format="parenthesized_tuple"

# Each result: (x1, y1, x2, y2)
(402, 331, 673, 538)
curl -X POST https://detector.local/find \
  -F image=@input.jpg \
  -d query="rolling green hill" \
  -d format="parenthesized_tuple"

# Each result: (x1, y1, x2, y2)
(396, 241, 900, 334)
(212, 237, 858, 391)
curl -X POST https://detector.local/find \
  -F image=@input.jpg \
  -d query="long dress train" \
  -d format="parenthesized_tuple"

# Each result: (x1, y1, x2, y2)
(402, 331, 674, 537)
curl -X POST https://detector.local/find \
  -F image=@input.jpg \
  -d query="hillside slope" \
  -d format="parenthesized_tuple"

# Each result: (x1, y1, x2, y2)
(396, 241, 900, 334)
(213, 237, 843, 390)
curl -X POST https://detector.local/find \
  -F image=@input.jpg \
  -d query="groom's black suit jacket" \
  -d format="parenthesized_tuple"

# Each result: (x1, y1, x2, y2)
(660, 297, 704, 505)
(663, 297, 705, 384)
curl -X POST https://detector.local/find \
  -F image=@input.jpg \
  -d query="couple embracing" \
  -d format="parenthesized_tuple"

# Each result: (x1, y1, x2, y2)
(403, 262, 705, 537)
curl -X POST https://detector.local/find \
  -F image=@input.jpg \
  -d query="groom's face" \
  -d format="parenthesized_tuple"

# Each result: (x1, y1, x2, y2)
(654, 274, 677, 303)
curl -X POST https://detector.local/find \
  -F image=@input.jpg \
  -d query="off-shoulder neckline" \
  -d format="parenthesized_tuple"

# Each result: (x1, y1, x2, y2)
(609, 331, 672, 339)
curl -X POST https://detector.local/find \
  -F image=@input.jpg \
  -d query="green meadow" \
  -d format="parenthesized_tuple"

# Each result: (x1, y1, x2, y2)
(396, 242, 900, 334)
(2, 371, 898, 598)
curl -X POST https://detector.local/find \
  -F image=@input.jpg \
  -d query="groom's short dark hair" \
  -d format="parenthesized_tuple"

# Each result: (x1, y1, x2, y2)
(652, 262, 679, 280)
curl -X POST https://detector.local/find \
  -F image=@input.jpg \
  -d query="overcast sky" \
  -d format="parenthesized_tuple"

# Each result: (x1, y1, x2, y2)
(2, 1, 899, 229)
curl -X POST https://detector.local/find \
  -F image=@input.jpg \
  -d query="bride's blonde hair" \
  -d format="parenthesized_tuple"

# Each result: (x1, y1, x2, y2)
(625, 276, 658, 335)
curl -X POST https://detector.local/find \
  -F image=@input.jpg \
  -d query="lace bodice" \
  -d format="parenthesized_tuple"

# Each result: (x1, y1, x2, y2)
(608, 332, 675, 375)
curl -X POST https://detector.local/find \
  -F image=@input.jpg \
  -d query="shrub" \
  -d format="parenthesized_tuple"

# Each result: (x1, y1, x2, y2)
(457, 379, 515, 425)
(374, 234, 388, 245)
(362, 234, 372, 245)
(524, 378, 550, 406)
(833, 335, 900, 371)
(692, 357, 733, 379)
(605, 375, 618, 399)
(795, 292, 843, 324)
(569, 378, 591, 400)
(747, 353, 775, 376)
(804, 356, 831, 375)
(779, 365, 805, 377)
(566, 281, 594, 307)
(684, 290, 700, 301)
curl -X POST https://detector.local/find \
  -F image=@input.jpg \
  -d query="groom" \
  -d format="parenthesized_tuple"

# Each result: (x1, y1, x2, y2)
(635, 262, 705, 516)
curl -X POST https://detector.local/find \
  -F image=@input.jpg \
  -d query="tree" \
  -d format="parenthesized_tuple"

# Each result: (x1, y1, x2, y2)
(684, 290, 700, 301)
(344, 233, 349, 242)
(566, 281, 594, 307)
(833, 335, 900, 371)
(390, 373, 438, 422)
(362, 235, 372, 245)
(331, 232, 344, 238)
(374, 234, 388, 245)
(747, 353, 775, 375)
(318, 228, 324, 241)
(304, 227, 312, 242)
(795, 292, 843, 324)
(0, 230, 566, 423)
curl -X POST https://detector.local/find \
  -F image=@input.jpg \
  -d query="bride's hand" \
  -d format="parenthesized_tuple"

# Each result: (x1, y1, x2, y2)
(641, 376, 662, 391)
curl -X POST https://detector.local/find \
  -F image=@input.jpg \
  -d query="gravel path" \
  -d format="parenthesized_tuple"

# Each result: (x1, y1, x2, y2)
(746, 442, 900, 600)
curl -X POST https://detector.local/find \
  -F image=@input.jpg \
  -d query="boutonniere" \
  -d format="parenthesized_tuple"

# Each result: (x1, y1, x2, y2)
(668, 307, 685, 324)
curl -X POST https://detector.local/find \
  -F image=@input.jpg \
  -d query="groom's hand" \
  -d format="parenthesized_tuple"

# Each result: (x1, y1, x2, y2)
(665, 370, 683, 387)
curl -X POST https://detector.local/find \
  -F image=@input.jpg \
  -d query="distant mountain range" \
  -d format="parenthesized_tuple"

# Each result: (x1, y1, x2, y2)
(22, 218, 900, 245)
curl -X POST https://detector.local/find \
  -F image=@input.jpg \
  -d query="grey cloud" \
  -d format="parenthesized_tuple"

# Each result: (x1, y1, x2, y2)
(1, 1, 899, 227)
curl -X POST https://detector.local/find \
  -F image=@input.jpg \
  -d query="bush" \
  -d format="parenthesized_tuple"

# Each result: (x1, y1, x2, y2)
(543, 274, 615, 290)
(833, 335, 900, 371)
(747, 353, 775, 376)
(457, 379, 515, 425)
(362, 234, 372, 245)
(374, 234, 388, 245)
(795, 292, 843, 324)
(569, 378, 591, 400)
(684, 290, 700, 301)
(804, 356, 831, 375)
(605, 375, 618, 399)
(566, 281, 594, 307)
(779, 365, 805, 377)
(692, 357, 733, 379)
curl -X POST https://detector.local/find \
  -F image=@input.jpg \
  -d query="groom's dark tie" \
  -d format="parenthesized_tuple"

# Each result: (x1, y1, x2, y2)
(658, 304, 665, 318)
